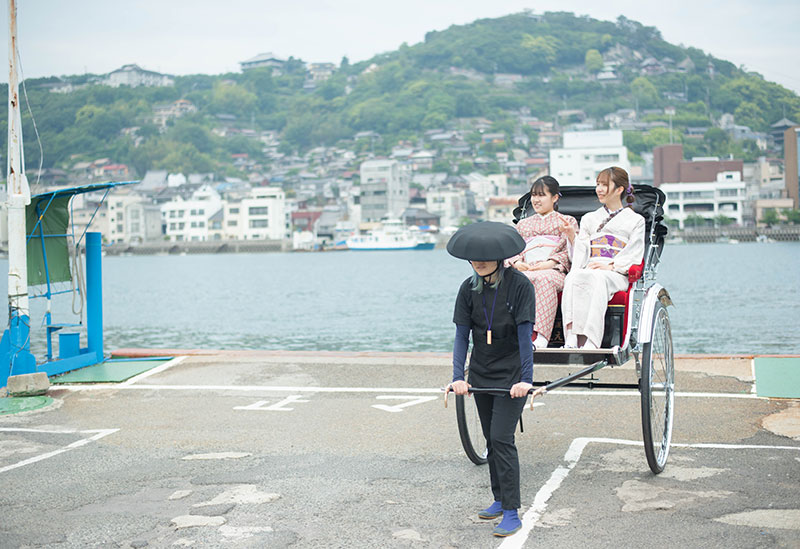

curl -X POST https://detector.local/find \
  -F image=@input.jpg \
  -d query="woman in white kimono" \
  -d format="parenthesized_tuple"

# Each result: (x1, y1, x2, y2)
(505, 176, 578, 349)
(561, 167, 645, 349)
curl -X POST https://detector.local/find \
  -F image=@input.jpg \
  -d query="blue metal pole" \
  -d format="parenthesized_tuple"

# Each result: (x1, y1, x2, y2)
(85, 232, 103, 363)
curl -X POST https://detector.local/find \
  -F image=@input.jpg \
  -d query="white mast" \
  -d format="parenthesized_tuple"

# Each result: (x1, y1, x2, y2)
(6, 0, 31, 322)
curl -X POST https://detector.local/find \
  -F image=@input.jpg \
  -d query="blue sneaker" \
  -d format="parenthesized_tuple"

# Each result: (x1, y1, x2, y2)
(478, 501, 503, 519)
(492, 509, 522, 537)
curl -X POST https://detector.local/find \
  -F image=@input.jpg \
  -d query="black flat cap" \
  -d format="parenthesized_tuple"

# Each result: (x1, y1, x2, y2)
(446, 221, 525, 261)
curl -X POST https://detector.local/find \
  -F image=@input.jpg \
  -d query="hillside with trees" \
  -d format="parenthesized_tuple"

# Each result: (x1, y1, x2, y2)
(2, 11, 799, 179)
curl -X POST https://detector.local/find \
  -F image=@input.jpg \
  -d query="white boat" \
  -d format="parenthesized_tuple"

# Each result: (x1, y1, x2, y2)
(346, 219, 435, 251)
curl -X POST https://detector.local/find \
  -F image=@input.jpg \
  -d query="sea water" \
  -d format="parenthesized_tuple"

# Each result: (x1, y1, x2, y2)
(3, 241, 799, 356)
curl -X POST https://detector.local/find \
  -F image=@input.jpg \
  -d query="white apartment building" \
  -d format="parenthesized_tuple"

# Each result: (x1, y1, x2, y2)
(426, 186, 468, 228)
(103, 64, 174, 88)
(549, 130, 630, 186)
(108, 193, 162, 244)
(222, 186, 288, 241)
(661, 171, 747, 228)
(359, 159, 410, 221)
(465, 173, 508, 214)
(161, 185, 223, 242)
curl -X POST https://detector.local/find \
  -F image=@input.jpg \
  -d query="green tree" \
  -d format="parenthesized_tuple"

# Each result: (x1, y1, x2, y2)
(684, 214, 707, 228)
(760, 209, 780, 226)
(714, 214, 734, 226)
(584, 49, 604, 74)
(782, 209, 800, 224)
(703, 127, 729, 156)
(631, 76, 658, 109)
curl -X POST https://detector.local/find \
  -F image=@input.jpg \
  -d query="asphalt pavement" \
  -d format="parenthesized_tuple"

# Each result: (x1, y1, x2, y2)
(1, 351, 798, 548)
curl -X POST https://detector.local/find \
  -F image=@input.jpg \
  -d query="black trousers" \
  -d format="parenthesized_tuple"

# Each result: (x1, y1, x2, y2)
(473, 392, 527, 510)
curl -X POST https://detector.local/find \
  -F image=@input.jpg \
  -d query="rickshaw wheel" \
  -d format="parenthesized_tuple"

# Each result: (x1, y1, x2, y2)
(640, 301, 675, 474)
(456, 394, 488, 465)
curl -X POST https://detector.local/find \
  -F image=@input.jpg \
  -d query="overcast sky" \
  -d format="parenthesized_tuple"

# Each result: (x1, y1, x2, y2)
(2, 0, 799, 93)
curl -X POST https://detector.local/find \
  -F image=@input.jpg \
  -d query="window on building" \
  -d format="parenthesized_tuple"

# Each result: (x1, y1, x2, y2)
(178, 210, 185, 218)
(594, 154, 619, 163)
(227, 220, 238, 227)
(178, 222, 185, 229)
(249, 207, 269, 215)
(198, 209, 205, 215)
(229, 208, 239, 214)
(130, 223, 140, 233)
(250, 219, 269, 228)
(190, 209, 197, 216)
(718, 189, 739, 197)
(198, 221, 205, 227)
(191, 222, 197, 228)
(169, 223, 176, 230)
(116, 224, 123, 232)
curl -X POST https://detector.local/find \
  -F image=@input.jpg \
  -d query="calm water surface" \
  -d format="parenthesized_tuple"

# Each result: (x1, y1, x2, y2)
(6, 242, 800, 356)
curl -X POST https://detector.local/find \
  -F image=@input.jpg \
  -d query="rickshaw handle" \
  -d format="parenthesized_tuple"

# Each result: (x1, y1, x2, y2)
(443, 359, 608, 410)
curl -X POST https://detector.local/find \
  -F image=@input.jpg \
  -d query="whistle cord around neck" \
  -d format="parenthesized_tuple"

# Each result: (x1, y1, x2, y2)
(482, 285, 499, 344)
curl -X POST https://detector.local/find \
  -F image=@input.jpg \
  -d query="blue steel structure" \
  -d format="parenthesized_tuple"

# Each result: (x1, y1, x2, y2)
(0, 182, 135, 389)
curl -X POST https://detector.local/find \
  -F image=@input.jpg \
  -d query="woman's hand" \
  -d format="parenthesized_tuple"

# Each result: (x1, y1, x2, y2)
(559, 219, 576, 243)
(447, 380, 471, 396)
(530, 260, 556, 271)
(513, 261, 531, 271)
(510, 382, 533, 398)
(588, 262, 614, 270)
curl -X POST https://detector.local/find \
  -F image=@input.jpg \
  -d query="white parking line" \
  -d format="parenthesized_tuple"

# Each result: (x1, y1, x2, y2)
(0, 428, 119, 474)
(499, 437, 800, 549)
(118, 356, 187, 386)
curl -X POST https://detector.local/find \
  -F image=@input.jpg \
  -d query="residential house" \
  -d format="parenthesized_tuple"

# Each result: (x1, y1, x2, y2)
(549, 130, 630, 186)
(240, 53, 286, 74)
(103, 64, 174, 87)
(426, 186, 467, 228)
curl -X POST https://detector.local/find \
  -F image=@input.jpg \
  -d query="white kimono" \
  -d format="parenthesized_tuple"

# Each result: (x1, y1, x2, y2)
(561, 207, 645, 347)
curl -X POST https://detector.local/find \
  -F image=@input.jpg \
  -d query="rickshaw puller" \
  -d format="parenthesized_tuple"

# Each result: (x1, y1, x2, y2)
(445, 221, 545, 537)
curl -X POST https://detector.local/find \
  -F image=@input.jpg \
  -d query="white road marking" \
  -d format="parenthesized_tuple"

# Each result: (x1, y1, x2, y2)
(119, 356, 187, 386)
(233, 395, 310, 411)
(499, 438, 800, 549)
(54, 384, 763, 399)
(0, 428, 119, 474)
(372, 395, 439, 413)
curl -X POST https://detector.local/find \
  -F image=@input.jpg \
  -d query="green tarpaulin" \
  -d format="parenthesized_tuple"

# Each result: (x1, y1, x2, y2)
(25, 195, 71, 287)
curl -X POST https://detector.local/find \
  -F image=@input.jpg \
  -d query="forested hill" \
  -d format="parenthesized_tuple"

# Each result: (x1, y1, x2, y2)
(3, 11, 799, 177)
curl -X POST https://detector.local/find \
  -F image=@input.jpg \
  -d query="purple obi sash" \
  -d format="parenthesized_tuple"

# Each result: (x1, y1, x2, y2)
(590, 234, 627, 260)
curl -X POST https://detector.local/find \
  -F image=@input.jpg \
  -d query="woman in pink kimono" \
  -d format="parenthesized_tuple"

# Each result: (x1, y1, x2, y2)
(506, 176, 578, 349)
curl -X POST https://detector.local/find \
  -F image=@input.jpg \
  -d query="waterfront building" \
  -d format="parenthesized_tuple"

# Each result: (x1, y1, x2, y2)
(222, 186, 288, 241)
(161, 185, 222, 242)
(103, 64, 174, 88)
(549, 130, 630, 186)
(107, 191, 162, 244)
(784, 126, 800, 208)
(661, 171, 746, 229)
(359, 159, 410, 222)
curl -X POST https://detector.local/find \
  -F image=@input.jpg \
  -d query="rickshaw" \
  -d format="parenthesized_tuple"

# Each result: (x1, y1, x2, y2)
(449, 185, 674, 474)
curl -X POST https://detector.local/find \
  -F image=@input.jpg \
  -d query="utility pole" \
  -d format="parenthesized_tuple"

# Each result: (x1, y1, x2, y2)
(4, 0, 37, 380)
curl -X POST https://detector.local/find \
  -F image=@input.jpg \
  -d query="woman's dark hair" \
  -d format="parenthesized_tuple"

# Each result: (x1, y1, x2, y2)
(529, 175, 561, 211)
(597, 166, 635, 207)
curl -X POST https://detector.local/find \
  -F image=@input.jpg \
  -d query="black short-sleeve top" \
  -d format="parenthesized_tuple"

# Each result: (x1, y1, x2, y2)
(452, 268, 535, 388)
